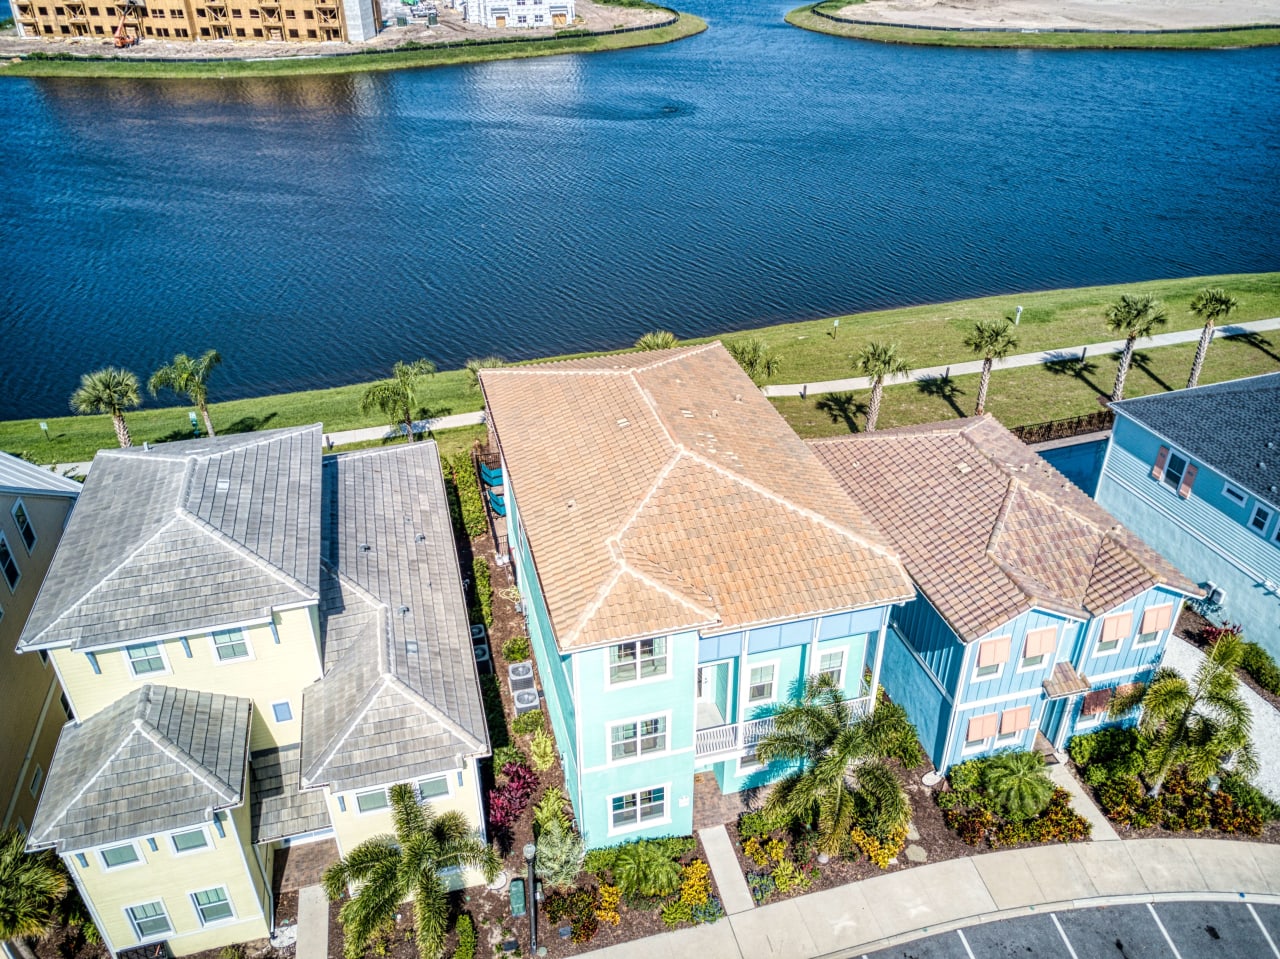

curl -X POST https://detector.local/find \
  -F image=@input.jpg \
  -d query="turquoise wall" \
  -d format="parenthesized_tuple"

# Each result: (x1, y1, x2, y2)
(882, 624, 952, 768)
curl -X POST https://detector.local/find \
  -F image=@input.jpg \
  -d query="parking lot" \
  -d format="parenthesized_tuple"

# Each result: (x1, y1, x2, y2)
(865, 900, 1280, 959)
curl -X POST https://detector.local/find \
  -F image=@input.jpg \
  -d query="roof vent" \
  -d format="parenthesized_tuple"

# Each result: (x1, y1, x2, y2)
(216, 479, 230, 492)
(711, 409, 719, 418)
(566, 499, 576, 511)
(398, 605, 410, 616)
(416, 533, 426, 543)
(617, 418, 629, 428)
(359, 543, 371, 552)
(405, 640, 419, 654)
(735, 394, 743, 402)
(680, 409, 694, 418)
(957, 462, 972, 474)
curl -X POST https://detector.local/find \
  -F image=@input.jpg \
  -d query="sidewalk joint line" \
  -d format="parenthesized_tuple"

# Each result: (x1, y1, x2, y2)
(1051, 913, 1080, 959)
(956, 928, 977, 959)
(1249, 902, 1280, 959)
(1146, 902, 1183, 959)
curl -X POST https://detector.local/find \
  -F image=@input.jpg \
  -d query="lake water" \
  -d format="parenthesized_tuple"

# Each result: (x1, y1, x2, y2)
(1, 1, 1277, 419)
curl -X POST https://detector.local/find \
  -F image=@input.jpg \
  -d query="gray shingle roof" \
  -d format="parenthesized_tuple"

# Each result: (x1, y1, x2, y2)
(1110, 372, 1280, 500)
(0, 453, 82, 497)
(18, 426, 323, 653)
(28, 685, 252, 853)
(299, 443, 488, 794)
(249, 745, 331, 844)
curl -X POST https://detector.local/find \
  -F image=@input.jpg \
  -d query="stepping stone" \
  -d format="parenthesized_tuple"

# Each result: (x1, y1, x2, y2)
(906, 823, 920, 842)
(921, 771, 943, 787)
(906, 844, 928, 863)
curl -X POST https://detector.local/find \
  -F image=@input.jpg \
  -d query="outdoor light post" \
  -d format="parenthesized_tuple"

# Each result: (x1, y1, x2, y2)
(523, 842, 538, 954)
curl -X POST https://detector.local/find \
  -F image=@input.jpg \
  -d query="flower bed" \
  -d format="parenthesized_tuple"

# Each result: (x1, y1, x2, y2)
(936, 753, 1091, 849)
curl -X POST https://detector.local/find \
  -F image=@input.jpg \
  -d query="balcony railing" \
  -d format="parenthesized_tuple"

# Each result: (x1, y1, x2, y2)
(694, 695, 872, 758)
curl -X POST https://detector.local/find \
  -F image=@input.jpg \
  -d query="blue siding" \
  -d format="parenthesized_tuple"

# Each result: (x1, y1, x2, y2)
(1075, 588, 1180, 682)
(890, 592, 963, 691)
(947, 692, 1046, 770)
(957, 610, 1081, 706)
(883, 625, 952, 768)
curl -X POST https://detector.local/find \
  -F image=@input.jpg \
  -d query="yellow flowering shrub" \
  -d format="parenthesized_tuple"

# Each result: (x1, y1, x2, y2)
(849, 825, 908, 870)
(595, 883, 621, 926)
(678, 859, 712, 907)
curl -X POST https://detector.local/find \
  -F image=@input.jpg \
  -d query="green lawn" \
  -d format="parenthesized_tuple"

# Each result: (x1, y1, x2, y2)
(774, 332, 1280, 438)
(3, 271, 1276, 465)
(787, 6, 1280, 48)
(0, 13, 705, 79)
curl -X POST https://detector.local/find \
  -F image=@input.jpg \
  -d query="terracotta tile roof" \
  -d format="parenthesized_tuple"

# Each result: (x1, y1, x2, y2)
(810, 416, 1199, 643)
(480, 344, 914, 651)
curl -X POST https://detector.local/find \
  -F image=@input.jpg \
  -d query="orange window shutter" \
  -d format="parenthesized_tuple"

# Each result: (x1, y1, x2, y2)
(1102, 612, 1133, 643)
(983, 713, 1000, 738)
(979, 636, 1012, 666)
(1025, 627, 1056, 658)
(1178, 464, 1198, 498)
(1142, 604, 1173, 633)
(966, 716, 984, 741)
(1001, 706, 1032, 734)
(1152, 446, 1169, 479)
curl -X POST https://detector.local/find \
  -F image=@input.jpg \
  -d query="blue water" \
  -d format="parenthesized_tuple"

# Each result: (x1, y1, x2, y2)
(1, 1, 1277, 419)
(1039, 438, 1107, 496)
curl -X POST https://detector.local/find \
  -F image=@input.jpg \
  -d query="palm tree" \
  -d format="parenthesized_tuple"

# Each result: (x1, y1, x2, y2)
(322, 784, 499, 959)
(634, 330, 680, 351)
(1186, 288, 1238, 389)
(69, 368, 141, 448)
(360, 359, 437, 441)
(757, 675, 917, 855)
(464, 356, 505, 390)
(981, 750, 1053, 820)
(853, 342, 910, 432)
(725, 338, 781, 385)
(0, 829, 68, 959)
(1109, 630, 1258, 796)
(148, 349, 223, 437)
(963, 319, 1017, 415)
(1105, 294, 1168, 402)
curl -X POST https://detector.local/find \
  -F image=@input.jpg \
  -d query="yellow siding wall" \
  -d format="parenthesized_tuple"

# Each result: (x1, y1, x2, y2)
(53, 606, 321, 751)
(0, 490, 74, 832)
(69, 804, 269, 956)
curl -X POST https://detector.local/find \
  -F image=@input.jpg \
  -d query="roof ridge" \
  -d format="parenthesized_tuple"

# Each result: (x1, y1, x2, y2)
(179, 511, 316, 600)
(301, 665, 387, 788)
(383, 675, 485, 753)
(480, 344, 716, 377)
(134, 699, 240, 802)
(617, 550, 718, 619)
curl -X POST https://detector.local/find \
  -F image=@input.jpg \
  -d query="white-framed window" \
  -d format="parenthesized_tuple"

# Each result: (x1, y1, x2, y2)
(609, 716, 668, 762)
(607, 637, 667, 685)
(962, 713, 998, 754)
(1076, 707, 1102, 729)
(1222, 483, 1247, 506)
(126, 642, 168, 676)
(355, 789, 389, 813)
(1160, 450, 1189, 491)
(11, 500, 36, 553)
(1019, 627, 1056, 672)
(211, 627, 251, 663)
(736, 753, 764, 777)
(609, 785, 667, 833)
(271, 701, 293, 723)
(1136, 604, 1173, 647)
(1250, 503, 1273, 536)
(100, 842, 142, 870)
(0, 534, 18, 592)
(817, 649, 845, 687)
(748, 662, 777, 704)
(126, 900, 172, 941)
(28, 764, 43, 797)
(996, 705, 1031, 746)
(1095, 613, 1132, 656)
(170, 827, 210, 855)
(191, 886, 235, 926)
(417, 775, 451, 802)
(973, 636, 1010, 682)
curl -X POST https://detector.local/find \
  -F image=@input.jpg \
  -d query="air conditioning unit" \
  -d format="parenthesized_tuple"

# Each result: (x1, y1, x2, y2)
(513, 689, 540, 714)
(508, 661, 535, 694)
(1205, 582, 1225, 605)
(471, 623, 488, 644)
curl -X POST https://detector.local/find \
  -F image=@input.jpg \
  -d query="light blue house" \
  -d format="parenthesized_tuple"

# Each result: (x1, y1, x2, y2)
(812, 417, 1199, 773)
(1097, 373, 1280, 655)
(478, 344, 915, 846)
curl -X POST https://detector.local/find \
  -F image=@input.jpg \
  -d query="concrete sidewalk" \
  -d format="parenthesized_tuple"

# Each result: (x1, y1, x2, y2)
(583, 838, 1280, 959)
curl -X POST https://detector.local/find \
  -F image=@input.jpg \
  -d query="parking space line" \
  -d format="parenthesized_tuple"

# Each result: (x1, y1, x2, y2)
(1050, 913, 1080, 959)
(1248, 903, 1280, 958)
(956, 929, 977, 959)
(1147, 903, 1184, 959)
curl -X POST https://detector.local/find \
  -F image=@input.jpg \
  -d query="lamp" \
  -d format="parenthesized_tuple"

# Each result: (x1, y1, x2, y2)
(523, 842, 538, 954)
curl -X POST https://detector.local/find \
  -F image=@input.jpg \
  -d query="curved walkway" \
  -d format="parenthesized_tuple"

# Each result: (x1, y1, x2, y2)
(584, 838, 1280, 958)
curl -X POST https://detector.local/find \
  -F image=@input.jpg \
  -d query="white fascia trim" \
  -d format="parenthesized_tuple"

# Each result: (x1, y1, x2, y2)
(959, 686, 1045, 713)
(67, 613, 282, 655)
(583, 746, 694, 777)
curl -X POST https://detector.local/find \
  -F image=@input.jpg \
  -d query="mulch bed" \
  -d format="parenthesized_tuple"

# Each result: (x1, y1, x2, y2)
(1177, 612, 1280, 714)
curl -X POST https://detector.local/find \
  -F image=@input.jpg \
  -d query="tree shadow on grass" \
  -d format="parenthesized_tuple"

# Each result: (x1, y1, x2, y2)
(814, 392, 867, 434)
(1043, 351, 1106, 398)
(916, 373, 967, 418)
(1130, 350, 1175, 393)
(1230, 331, 1280, 363)
(223, 412, 278, 435)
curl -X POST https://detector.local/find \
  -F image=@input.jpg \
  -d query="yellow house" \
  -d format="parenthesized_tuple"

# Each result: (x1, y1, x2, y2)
(0, 454, 79, 835)
(20, 427, 490, 956)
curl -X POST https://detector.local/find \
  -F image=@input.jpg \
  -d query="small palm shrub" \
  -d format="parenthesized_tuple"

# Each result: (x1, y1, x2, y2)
(852, 760, 912, 839)
(612, 841, 682, 898)
(982, 751, 1054, 821)
(634, 330, 680, 351)
(859, 700, 925, 768)
(534, 819, 585, 890)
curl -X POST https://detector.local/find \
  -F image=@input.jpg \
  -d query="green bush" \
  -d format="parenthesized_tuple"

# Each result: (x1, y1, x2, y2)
(1222, 774, 1280, 822)
(452, 914, 475, 959)
(492, 743, 525, 770)
(471, 556, 492, 628)
(613, 841, 682, 898)
(1241, 642, 1280, 694)
(530, 728, 556, 771)
(535, 819, 586, 890)
(585, 836, 696, 881)
(1067, 726, 1145, 783)
(946, 757, 987, 793)
(532, 786, 571, 835)
(502, 634, 531, 662)
(447, 452, 487, 538)
(737, 807, 793, 840)
(512, 708, 545, 736)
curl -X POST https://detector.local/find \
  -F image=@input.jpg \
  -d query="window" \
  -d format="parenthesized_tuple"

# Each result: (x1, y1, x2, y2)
(996, 705, 1031, 745)
(1020, 627, 1056, 671)
(817, 649, 845, 687)
(28, 764, 43, 797)
(748, 663, 776, 703)
(974, 636, 1010, 681)
(12, 501, 36, 552)
(1096, 612, 1132, 655)
(126, 642, 166, 676)
(607, 637, 667, 685)
(271, 701, 293, 722)
(126, 901, 172, 940)
(516, 14, 526, 22)
(1136, 605, 1173, 646)
(1250, 504, 1273, 536)
(610, 786, 666, 831)
(0, 535, 19, 591)
(610, 717, 667, 761)
(171, 828, 209, 854)
(1223, 484, 1247, 506)
(963, 713, 998, 753)
(191, 887, 234, 925)
(100, 842, 141, 869)
(355, 789, 389, 813)
(1161, 452, 1187, 491)
(211, 627, 250, 662)
(417, 776, 450, 801)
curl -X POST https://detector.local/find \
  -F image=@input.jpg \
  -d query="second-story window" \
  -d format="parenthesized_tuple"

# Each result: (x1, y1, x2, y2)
(608, 637, 667, 685)
(610, 717, 667, 761)
(1161, 451, 1188, 491)
(100, 842, 142, 869)
(126, 642, 167, 676)
(1096, 612, 1132, 655)
(212, 627, 250, 662)
(1020, 627, 1056, 671)
(12, 501, 36, 552)
(748, 663, 776, 703)
(1249, 504, 1273, 536)
(1136, 605, 1172, 646)
(818, 650, 845, 686)
(0, 535, 19, 592)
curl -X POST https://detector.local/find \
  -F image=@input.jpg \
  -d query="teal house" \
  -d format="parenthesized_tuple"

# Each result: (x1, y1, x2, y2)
(812, 417, 1198, 773)
(478, 344, 914, 846)
(1096, 374, 1280, 655)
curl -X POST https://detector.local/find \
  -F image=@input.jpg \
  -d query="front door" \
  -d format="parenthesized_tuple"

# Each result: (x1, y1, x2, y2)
(696, 665, 718, 703)
(494, 14, 505, 25)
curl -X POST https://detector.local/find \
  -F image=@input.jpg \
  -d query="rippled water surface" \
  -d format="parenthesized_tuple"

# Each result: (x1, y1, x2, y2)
(1, 1, 1277, 418)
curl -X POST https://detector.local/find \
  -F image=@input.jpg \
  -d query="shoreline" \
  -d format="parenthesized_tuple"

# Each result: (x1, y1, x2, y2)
(0, 10, 705, 78)
(788, 4, 1280, 48)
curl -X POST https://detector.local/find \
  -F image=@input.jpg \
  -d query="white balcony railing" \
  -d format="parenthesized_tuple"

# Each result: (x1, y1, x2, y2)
(694, 695, 872, 758)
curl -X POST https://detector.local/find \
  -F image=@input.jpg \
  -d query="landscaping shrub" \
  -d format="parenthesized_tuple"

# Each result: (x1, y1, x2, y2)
(446, 452, 487, 538)
(512, 708, 545, 736)
(1222, 774, 1280, 822)
(530, 728, 556, 771)
(660, 859, 724, 928)
(595, 883, 622, 926)
(742, 836, 786, 869)
(612, 841, 682, 898)
(849, 824, 907, 869)
(1096, 768, 1264, 836)
(747, 872, 776, 904)
(737, 806, 792, 841)
(545, 888, 599, 943)
(1241, 642, 1280, 695)
(491, 743, 525, 770)
(942, 758, 1090, 848)
(535, 819, 586, 890)
(502, 634, 531, 662)
(452, 914, 475, 959)
(770, 857, 812, 895)
(471, 556, 492, 628)
(981, 751, 1054, 821)
(584, 836, 696, 878)
(488, 761, 538, 829)
(532, 786, 571, 835)
(944, 788, 1089, 847)
(1067, 726, 1145, 785)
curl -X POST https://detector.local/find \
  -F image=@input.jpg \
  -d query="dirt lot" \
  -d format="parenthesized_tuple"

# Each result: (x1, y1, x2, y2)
(0, 0, 668, 60)
(834, 0, 1280, 30)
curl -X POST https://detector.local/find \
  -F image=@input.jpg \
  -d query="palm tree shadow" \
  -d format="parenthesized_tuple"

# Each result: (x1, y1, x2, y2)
(916, 374, 966, 417)
(1129, 350, 1174, 392)
(1231, 331, 1280, 363)
(1043, 351, 1106, 398)
(223, 412, 278, 435)
(814, 392, 867, 434)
